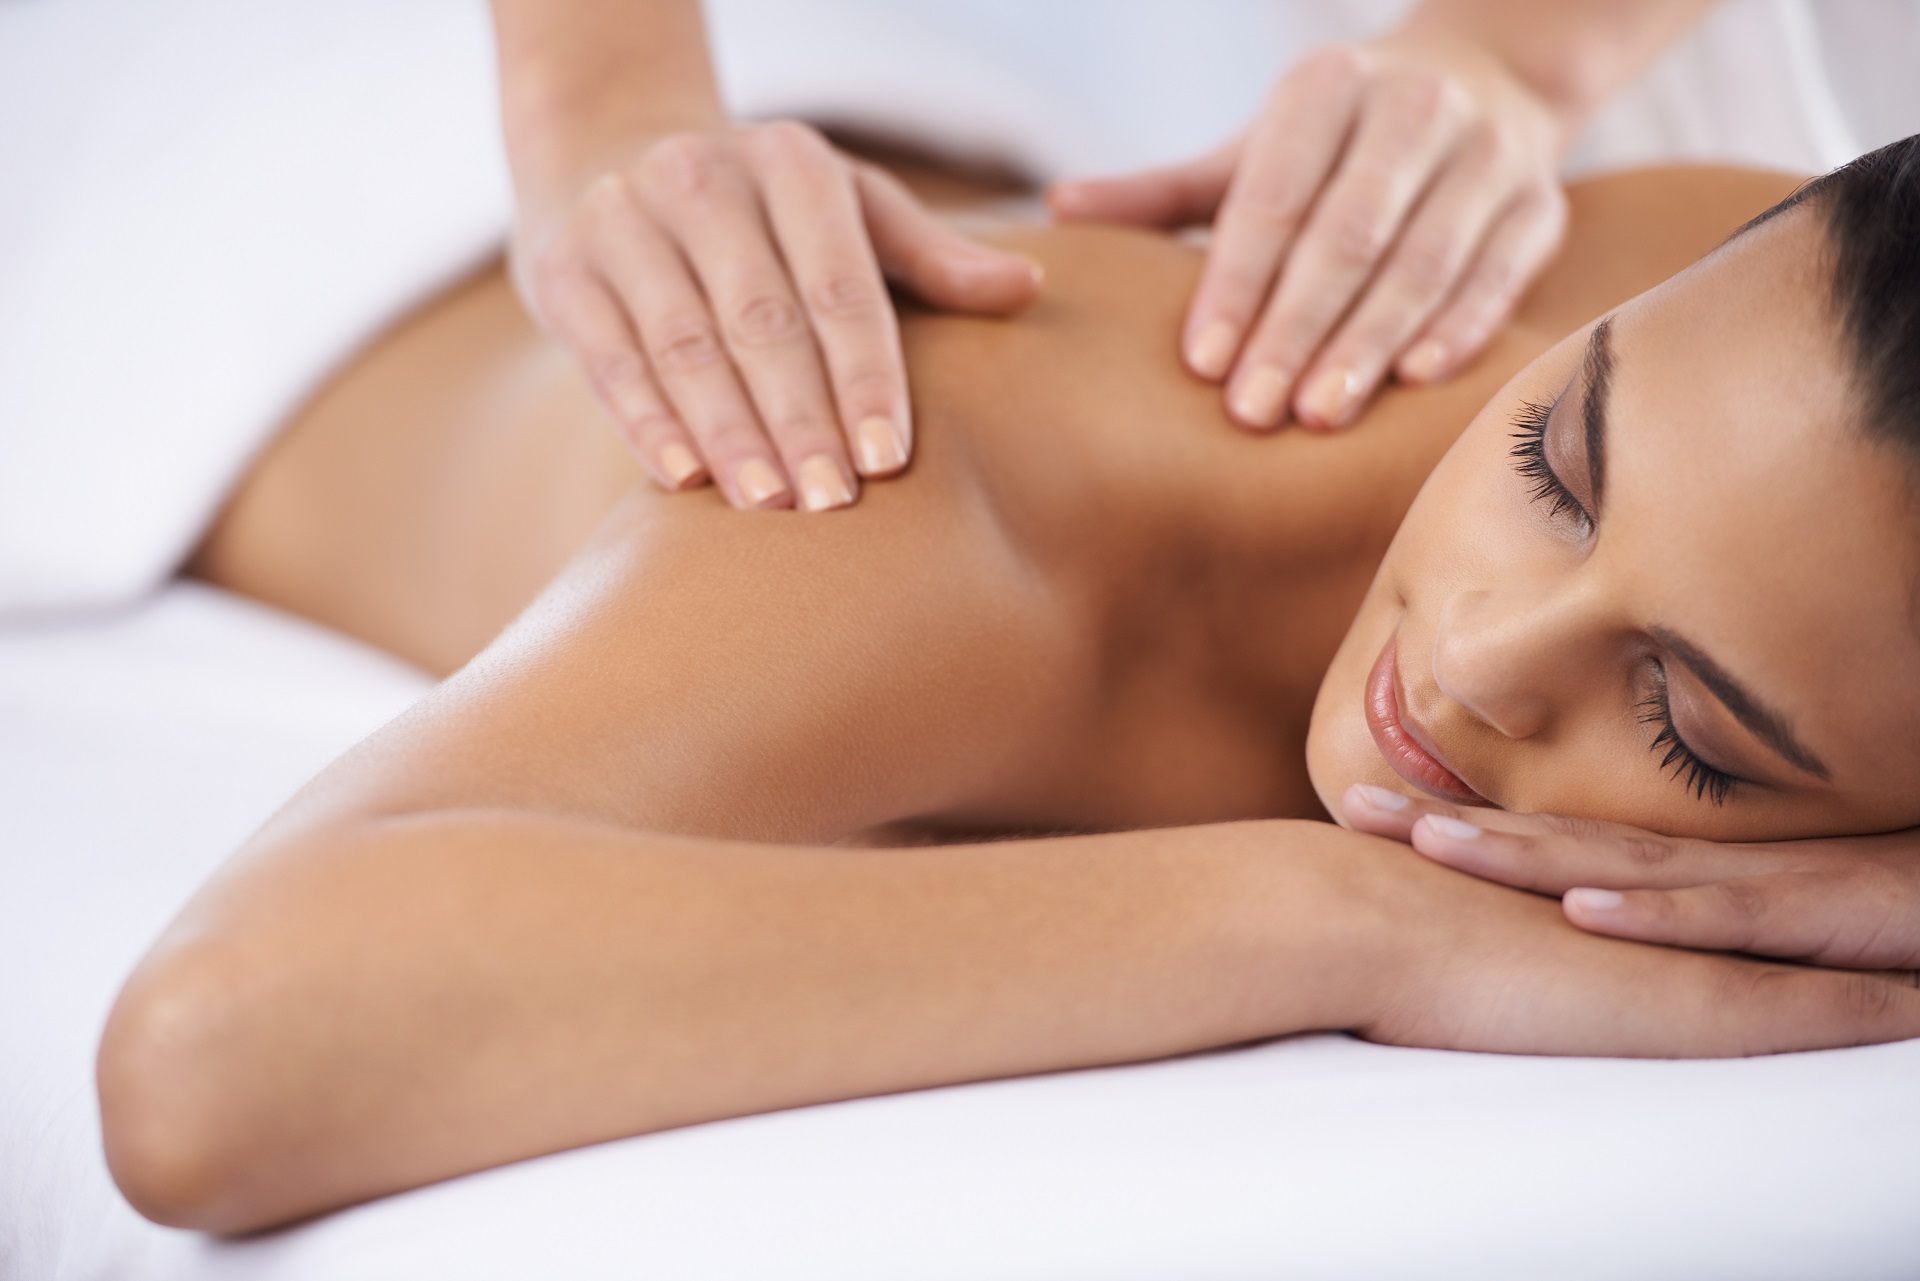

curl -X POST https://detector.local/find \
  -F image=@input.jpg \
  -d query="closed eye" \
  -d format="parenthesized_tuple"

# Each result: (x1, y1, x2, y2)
(1508, 398, 1592, 534)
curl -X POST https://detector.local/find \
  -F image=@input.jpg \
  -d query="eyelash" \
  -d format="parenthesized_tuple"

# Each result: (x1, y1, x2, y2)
(1637, 673, 1738, 806)
(1508, 401, 1736, 806)
(1507, 399, 1590, 531)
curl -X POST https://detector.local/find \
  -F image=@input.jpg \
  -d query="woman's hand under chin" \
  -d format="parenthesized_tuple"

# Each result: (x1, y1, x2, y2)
(1323, 797, 1920, 1058)
(1343, 783, 1920, 974)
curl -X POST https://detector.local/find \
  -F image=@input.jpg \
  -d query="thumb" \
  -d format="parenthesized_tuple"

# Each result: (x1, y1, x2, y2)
(1047, 142, 1240, 229)
(855, 164, 1042, 315)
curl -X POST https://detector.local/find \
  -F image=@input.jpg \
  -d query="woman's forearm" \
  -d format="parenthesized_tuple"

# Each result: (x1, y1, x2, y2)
(1398, 0, 1718, 138)
(489, 0, 726, 211)
(99, 812, 1385, 1234)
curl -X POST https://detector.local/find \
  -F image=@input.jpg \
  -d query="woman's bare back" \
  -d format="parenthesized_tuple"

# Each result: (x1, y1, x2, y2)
(193, 166, 1798, 832)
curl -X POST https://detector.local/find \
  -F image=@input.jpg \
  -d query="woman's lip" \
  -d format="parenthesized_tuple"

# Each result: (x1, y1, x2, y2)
(1364, 637, 1492, 806)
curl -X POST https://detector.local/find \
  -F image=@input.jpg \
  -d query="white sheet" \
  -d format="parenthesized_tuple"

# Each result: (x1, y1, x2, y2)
(4, 583, 1919, 1281)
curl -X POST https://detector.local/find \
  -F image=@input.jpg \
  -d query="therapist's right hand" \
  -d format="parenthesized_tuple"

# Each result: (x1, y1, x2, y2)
(513, 121, 1041, 512)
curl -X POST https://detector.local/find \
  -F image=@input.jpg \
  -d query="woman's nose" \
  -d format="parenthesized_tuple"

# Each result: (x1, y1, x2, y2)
(1430, 587, 1590, 741)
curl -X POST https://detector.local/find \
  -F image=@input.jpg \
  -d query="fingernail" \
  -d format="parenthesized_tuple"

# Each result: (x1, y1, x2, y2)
(1297, 366, 1364, 429)
(854, 416, 908, 476)
(1229, 366, 1291, 428)
(795, 455, 854, 512)
(1187, 320, 1237, 380)
(1398, 339, 1448, 383)
(734, 457, 788, 508)
(1352, 783, 1410, 812)
(1422, 815, 1482, 841)
(658, 443, 704, 489)
(1566, 887, 1624, 912)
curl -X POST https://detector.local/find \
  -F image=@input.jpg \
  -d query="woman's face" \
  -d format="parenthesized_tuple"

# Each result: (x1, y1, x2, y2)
(1307, 207, 1920, 841)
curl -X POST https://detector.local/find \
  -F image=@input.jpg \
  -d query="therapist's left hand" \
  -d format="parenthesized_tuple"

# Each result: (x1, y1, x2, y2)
(1341, 784, 1920, 972)
(1049, 33, 1568, 431)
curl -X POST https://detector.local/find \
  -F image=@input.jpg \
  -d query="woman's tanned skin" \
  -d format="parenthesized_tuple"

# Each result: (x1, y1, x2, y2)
(109, 168, 1920, 1234)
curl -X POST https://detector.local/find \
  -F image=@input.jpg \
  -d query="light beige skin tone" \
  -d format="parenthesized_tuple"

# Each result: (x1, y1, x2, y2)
(494, 0, 1714, 501)
(1053, 0, 1717, 429)
(100, 169, 1920, 1236)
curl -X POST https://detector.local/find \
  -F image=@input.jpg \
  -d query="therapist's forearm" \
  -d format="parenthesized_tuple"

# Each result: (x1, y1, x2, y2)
(489, 0, 726, 210)
(1398, 0, 1719, 138)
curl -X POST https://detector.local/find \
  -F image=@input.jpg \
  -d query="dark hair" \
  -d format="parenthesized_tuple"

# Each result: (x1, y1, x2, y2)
(1743, 135, 1920, 455)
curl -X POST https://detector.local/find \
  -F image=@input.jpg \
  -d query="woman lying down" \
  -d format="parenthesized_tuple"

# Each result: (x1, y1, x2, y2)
(101, 142, 1920, 1233)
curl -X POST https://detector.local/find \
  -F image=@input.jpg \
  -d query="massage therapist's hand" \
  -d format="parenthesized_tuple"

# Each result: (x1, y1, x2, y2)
(1343, 786, 1920, 974)
(513, 121, 1042, 511)
(1050, 34, 1567, 431)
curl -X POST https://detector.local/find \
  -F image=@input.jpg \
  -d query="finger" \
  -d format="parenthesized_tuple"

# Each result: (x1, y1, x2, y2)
(1565, 872, 1920, 970)
(648, 132, 857, 508)
(856, 164, 1042, 316)
(1046, 143, 1238, 228)
(1289, 127, 1514, 428)
(1407, 808, 1807, 894)
(1184, 46, 1367, 387)
(1603, 952, 1920, 1058)
(1339, 782, 1500, 843)
(749, 124, 906, 486)
(1226, 70, 1467, 429)
(1393, 179, 1567, 385)
(536, 266, 706, 491)
(585, 165, 792, 510)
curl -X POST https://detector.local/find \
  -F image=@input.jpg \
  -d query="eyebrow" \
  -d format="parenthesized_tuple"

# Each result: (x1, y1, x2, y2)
(1581, 318, 1615, 515)
(1649, 625, 1832, 780)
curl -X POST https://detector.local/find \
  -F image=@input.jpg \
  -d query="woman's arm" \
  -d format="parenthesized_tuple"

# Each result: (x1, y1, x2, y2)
(102, 478, 1920, 1234)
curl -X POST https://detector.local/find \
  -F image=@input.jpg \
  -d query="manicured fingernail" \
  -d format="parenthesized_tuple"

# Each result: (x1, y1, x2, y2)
(1566, 887, 1624, 912)
(795, 455, 854, 512)
(1422, 815, 1482, 841)
(1187, 321, 1237, 380)
(1229, 366, 1291, 428)
(1352, 783, 1410, 812)
(1298, 366, 1364, 429)
(1398, 339, 1448, 383)
(854, 416, 908, 476)
(658, 443, 704, 489)
(734, 457, 788, 507)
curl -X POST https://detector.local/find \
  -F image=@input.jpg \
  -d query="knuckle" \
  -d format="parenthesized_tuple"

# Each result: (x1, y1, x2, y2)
(1382, 69, 1448, 121)
(1234, 176, 1312, 234)
(806, 271, 885, 321)
(1395, 234, 1459, 295)
(1836, 970, 1904, 1026)
(693, 419, 765, 461)
(1292, 44, 1363, 94)
(1538, 812, 1609, 842)
(836, 366, 900, 416)
(579, 171, 639, 227)
(725, 291, 806, 348)
(643, 132, 727, 197)
(1327, 204, 1391, 267)
(1621, 835, 1678, 870)
(748, 119, 827, 166)
(1715, 880, 1769, 922)
(648, 317, 726, 374)
(589, 349, 648, 392)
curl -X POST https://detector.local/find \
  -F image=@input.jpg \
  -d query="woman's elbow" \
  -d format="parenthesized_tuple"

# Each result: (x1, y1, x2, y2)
(96, 942, 297, 1233)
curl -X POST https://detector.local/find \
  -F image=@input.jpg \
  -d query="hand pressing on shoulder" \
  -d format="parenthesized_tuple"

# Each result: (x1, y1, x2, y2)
(515, 124, 1040, 511)
(1342, 783, 1920, 975)
(1049, 1, 1715, 431)
(492, 1, 1038, 513)
(1050, 34, 1567, 432)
